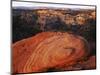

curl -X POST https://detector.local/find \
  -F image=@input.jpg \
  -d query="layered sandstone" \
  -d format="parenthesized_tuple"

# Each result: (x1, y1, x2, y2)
(12, 32, 89, 73)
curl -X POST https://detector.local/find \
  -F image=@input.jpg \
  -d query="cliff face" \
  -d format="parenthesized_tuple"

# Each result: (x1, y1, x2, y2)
(36, 9, 95, 31)
(13, 32, 90, 73)
(13, 9, 96, 42)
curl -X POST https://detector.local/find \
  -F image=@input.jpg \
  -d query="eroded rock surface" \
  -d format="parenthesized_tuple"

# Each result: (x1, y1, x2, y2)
(12, 32, 89, 73)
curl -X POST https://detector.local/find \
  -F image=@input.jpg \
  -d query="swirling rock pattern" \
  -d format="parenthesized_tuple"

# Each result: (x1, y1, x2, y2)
(12, 32, 89, 73)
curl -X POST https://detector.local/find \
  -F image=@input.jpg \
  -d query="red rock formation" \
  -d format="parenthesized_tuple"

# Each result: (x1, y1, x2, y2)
(52, 55, 96, 71)
(12, 32, 89, 73)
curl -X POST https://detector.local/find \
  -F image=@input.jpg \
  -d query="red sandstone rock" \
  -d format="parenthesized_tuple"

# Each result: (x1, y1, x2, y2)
(12, 32, 89, 73)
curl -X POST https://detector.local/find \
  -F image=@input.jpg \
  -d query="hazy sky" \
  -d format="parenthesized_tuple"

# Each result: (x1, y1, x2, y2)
(13, 0, 97, 5)
(12, 1, 96, 9)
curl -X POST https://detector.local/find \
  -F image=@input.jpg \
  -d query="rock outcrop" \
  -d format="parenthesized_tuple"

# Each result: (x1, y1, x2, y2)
(13, 9, 96, 42)
(12, 32, 89, 73)
(12, 8, 96, 74)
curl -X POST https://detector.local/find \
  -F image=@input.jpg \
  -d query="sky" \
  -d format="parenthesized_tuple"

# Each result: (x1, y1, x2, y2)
(12, 0, 97, 5)
(12, 1, 96, 9)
